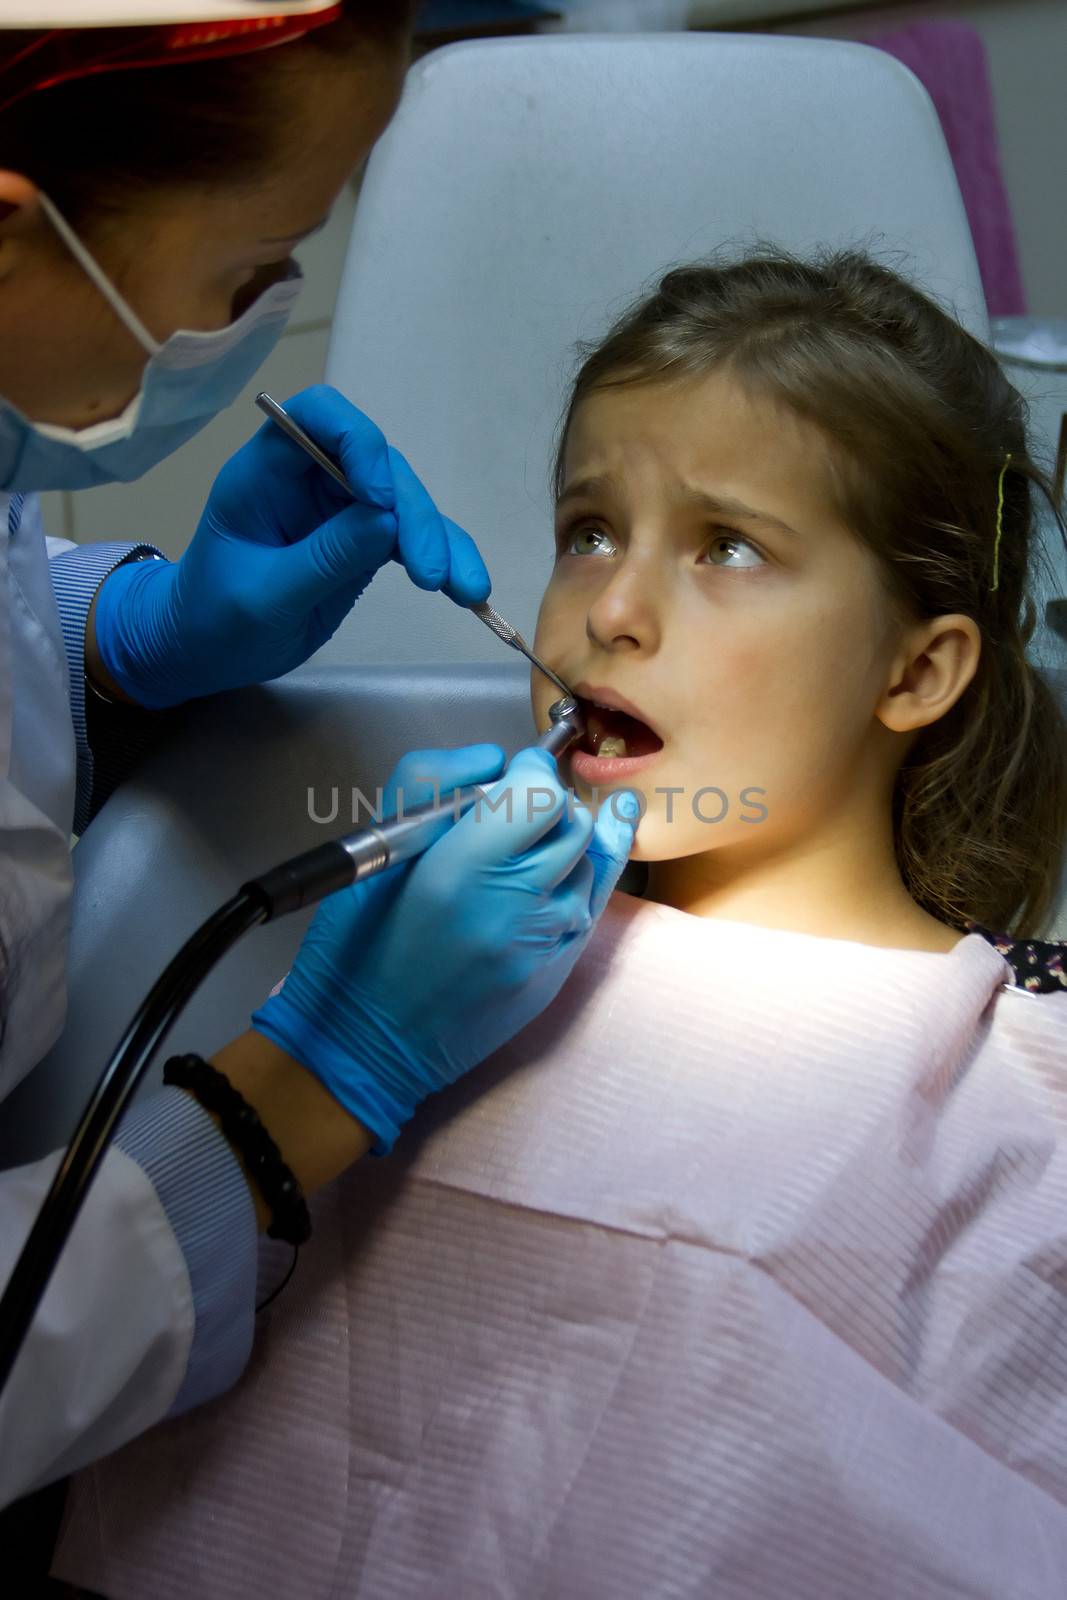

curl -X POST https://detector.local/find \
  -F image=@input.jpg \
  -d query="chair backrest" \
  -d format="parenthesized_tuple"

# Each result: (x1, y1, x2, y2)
(318, 32, 988, 669)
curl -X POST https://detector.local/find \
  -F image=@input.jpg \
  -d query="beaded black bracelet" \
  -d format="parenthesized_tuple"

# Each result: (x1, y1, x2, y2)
(163, 1053, 312, 1247)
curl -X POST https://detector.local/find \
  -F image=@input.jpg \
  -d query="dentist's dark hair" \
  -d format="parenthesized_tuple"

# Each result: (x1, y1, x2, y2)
(552, 241, 1067, 939)
(0, 1, 419, 236)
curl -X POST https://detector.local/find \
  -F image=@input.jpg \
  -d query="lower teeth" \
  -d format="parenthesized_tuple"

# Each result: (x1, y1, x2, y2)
(597, 736, 628, 759)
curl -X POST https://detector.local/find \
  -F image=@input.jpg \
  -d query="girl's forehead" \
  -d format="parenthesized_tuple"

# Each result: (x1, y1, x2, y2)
(563, 374, 829, 487)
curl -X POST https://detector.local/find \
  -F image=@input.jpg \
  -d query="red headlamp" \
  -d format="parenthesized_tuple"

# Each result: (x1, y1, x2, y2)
(0, 3, 344, 117)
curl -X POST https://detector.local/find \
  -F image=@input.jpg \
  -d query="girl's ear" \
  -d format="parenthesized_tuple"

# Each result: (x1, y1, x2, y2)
(0, 171, 42, 280)
(878, 614, 982, 736)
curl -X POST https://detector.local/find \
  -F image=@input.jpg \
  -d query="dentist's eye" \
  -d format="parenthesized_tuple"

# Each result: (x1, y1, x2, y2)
(558, 522, 617, 558)
(701, 531, 765, 569)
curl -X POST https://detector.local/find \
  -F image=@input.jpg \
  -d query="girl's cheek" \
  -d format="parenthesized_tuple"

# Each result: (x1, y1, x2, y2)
(534, 587, 582, 645)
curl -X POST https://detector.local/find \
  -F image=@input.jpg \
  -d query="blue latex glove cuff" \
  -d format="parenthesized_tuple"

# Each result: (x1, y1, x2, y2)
(93, 554, 186, 709)
(250, 1000, 408, 1157)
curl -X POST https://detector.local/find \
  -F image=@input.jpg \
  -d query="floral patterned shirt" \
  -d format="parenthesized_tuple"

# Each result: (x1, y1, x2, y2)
(964, 920, 1067, 994)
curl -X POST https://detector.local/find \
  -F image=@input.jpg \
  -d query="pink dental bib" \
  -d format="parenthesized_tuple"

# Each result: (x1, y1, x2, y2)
(55, 895, 1067, 1599)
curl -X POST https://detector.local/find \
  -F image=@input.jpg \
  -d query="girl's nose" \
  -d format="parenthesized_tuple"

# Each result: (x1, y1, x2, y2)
(586, 560, 662, 653)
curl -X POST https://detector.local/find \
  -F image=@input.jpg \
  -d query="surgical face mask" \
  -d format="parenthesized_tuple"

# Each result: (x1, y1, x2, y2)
(0, 191, 304, 493)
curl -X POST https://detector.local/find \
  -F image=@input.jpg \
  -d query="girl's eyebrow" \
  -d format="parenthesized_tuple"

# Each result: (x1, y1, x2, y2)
(556, 473, 802, 538)
(556, 474, 613, 508)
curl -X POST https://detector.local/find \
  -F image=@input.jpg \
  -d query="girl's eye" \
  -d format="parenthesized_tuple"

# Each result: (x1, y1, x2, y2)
(700, 530, 765, 569)
(559, 523, 617, 558)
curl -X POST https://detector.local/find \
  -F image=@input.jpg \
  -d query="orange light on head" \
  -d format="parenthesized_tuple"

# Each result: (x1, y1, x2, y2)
(0, 5, 344, 116)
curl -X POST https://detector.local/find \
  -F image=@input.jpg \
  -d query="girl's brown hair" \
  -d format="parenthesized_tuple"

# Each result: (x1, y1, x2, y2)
(552, 243, 1067, 938)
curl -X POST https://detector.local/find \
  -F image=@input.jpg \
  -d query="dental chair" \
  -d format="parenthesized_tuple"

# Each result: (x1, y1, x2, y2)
(3, 32, 1064, 1169)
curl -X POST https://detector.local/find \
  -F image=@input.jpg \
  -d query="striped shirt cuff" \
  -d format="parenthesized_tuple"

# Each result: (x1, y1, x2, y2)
(48, 541, 164, 834)
(113, 1085, 259, 1417)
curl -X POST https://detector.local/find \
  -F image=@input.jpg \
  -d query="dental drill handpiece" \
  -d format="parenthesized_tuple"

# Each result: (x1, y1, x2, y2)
(242, 698, 585, 920)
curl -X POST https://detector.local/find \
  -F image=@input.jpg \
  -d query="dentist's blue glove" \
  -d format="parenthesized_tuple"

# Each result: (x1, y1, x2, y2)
(92, 385, 491, 709)
(251, 743, 639, 1155)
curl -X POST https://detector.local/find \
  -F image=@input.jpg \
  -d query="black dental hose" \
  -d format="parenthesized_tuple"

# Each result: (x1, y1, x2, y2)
(0, 701, 583, 1403)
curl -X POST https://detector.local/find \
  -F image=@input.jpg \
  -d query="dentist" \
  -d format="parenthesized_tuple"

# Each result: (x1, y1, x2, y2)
(0, 2, 637, 1510)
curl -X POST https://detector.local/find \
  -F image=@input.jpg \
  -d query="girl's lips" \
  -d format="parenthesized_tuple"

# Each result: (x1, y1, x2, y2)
(568, 746, 663, 783)
(572, 681, 662, 740)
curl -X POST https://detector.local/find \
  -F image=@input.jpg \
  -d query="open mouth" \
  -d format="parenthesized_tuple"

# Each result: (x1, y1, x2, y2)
(576, 698, 664, 761)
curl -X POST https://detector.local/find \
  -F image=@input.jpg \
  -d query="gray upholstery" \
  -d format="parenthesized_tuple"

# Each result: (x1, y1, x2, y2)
(0, 665, 534, 1169)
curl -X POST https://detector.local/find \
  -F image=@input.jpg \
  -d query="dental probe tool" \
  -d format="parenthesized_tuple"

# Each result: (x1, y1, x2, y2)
(467, 602, 575, 700)
(255, 391, 352, 491)
(254, 392, 577, 701)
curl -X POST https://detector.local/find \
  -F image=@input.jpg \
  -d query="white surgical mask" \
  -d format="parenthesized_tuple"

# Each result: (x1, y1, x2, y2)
(0, 190, 304, 493)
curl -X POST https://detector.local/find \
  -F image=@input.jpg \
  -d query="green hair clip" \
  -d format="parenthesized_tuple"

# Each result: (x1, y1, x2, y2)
(990, 452, 1012, 593)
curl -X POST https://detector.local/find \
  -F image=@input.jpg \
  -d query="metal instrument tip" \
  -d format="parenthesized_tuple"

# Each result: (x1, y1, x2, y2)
(469, 601, 575, 699)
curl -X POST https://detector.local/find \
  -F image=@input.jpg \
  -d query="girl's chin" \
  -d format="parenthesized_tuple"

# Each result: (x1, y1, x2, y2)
(620, 830, 686, 863)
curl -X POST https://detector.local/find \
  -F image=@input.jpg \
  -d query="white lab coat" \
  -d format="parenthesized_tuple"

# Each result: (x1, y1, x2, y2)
(0, 492, 203, 1507)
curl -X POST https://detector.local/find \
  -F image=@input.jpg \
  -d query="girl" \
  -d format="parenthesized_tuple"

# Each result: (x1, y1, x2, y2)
(53, 246, 1067, 1600)
(534, 242, 1067, 967)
